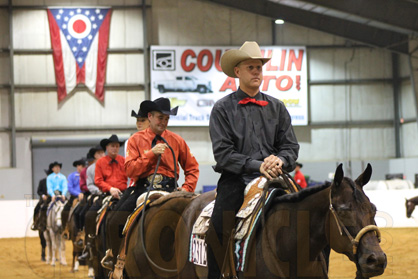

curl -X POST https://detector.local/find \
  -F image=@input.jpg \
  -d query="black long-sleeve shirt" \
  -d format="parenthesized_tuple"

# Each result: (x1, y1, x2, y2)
(209, 88, 299, 182)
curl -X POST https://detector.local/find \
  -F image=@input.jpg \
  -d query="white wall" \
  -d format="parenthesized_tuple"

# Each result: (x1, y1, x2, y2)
(368, 189, 418, 228)
(0, 199, 38, 238)
(2, 188, 418, 239)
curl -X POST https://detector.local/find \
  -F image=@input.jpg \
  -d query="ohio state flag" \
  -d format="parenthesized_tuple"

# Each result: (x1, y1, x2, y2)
(47, 7, 112, 103)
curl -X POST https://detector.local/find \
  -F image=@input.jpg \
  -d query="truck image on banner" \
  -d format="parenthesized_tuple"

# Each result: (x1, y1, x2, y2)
(150, 45, 307, 126)
(153, 75, 213, 94)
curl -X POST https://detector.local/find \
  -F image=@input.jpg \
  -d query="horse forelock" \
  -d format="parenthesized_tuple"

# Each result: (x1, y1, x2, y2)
(341, 177, 369, 204)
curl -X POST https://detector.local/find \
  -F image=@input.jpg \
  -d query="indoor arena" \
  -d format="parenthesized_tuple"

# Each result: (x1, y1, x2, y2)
(1, 0, 418, 279)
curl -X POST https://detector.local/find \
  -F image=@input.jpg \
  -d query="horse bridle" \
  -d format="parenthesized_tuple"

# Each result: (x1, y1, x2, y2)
(328, 189, 381, 256)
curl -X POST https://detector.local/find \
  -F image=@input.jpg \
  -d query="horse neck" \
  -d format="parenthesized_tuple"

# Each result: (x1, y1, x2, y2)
(409, 196, 418, 205)
(266, 186, 331, 256)
(51, 202, 63, 232)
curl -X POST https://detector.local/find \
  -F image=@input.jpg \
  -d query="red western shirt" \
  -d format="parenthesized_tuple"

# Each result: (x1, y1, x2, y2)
(79, 166, 88, 193)
(95, 154, 127, 193)
(125, 128, 199, 192)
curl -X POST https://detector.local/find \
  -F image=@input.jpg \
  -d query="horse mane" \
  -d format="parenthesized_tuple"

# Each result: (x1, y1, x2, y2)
(273, 181, 331, 204)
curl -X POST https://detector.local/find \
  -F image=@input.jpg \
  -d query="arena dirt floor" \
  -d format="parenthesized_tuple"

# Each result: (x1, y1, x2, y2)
(0, 227, 416, 278)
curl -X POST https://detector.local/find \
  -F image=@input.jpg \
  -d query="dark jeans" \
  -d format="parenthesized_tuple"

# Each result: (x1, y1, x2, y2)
(206, 171, 246, 279)
(106, 186, 147, 260)
(74, 194, 90, 231)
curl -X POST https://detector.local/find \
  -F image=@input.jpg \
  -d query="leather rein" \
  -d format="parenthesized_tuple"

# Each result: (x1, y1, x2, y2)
(328, 189, 381, 256)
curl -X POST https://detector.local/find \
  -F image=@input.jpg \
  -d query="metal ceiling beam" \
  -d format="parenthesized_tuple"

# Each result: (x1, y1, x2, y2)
(205, 0, 409, 54)
(293, 0, 418, 34)
(409, 38, 418, 131)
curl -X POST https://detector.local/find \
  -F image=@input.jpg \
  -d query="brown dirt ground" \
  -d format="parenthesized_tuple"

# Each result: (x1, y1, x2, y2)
(0, 227, 415, 278)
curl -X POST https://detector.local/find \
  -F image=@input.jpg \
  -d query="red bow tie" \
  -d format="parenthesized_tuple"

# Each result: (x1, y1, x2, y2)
(238, 97, 268, 107)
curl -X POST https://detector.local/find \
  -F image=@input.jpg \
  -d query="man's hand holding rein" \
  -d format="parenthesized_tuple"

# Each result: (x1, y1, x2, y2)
(260, 155, 283, 179)
(151, 143, 168, 156)
(110, 187, 122, 199)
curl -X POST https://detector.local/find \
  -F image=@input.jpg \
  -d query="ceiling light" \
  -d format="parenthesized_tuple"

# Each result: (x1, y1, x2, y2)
(275, 19, 285, 24)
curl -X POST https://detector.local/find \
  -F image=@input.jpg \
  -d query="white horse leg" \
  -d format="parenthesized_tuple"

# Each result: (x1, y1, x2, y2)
(50, 229, 56, 266)
(87, 266, 94, 277)
(74, 260, 79, 271)
(43, 230, 51, 264)
(59, 234, 67, 266)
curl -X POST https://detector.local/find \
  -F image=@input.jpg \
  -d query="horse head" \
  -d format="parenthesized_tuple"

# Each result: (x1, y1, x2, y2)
(328, 163, 386, 278)
(406, 198, 416, 218)
(54, 200, 65, 229)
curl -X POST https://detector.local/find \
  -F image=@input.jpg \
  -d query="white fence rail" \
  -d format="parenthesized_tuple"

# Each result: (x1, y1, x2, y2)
(1, 188, 418, 238)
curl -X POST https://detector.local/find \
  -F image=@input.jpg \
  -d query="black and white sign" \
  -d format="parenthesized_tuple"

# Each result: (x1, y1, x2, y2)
(191, 237, 207, 267)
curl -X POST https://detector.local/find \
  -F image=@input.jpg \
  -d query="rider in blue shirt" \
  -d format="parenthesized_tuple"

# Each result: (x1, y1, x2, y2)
(46, 161, 68, 202)
(67, 158, 85, 197)
(62, 158, 86, 244)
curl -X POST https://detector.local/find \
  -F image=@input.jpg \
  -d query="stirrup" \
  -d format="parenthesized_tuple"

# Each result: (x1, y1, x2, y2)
(74, 231, 84, 248)
(62, 229, 70, 240)
(101, 249, 114, 271)
(88, 243, 94, 261)
(110, 255, 125, 279)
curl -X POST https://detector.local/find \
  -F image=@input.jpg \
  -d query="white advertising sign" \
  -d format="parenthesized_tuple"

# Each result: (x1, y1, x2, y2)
(150, 45, 308, 126)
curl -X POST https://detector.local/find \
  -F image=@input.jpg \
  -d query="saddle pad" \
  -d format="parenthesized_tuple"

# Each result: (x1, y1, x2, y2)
(96, 200, 112, 235)
(121, 190, 171, 236)
(189, 178, 290, 270)
(122, 199, 150, 236)
(192, 200, 215, 235)
(191, 177, 267, 237)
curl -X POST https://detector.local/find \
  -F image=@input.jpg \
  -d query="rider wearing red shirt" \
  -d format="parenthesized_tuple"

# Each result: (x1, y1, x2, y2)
(294, 162, 307, 189)
(95, 134, 127, 197)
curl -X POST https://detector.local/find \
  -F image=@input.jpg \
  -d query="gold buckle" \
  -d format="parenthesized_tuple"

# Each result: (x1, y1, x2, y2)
(147, 174, 163, 188)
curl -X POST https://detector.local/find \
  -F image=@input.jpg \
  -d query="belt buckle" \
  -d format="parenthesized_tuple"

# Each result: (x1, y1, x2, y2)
(147, 174, 163, 189)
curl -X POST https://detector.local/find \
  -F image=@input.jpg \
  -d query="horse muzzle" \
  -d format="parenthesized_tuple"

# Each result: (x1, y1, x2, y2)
(357, 250, 387, 277)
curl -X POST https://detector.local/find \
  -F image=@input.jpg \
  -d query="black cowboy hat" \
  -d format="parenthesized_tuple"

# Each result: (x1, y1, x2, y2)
(49, 161, 62, 169)
(87, 144, 104, 160)
(44, 163, 54, 176)
(131, 106, 148, 118)
(140, 97, 178, 116)
(100, 134, 124, 151)
(72, 158, 86, 167)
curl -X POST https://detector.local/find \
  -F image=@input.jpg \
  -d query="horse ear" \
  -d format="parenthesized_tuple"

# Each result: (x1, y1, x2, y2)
(355, 163, 372, 188)
(333, 164, 344, 186)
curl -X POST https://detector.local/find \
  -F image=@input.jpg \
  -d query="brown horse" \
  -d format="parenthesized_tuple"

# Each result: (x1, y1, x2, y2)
(123, 191, 200, 279)
(406, 196, 418, 218)
(175, 164, 387, 279)
(36, 199, 49, 262)
(62, 199, 94, 275)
